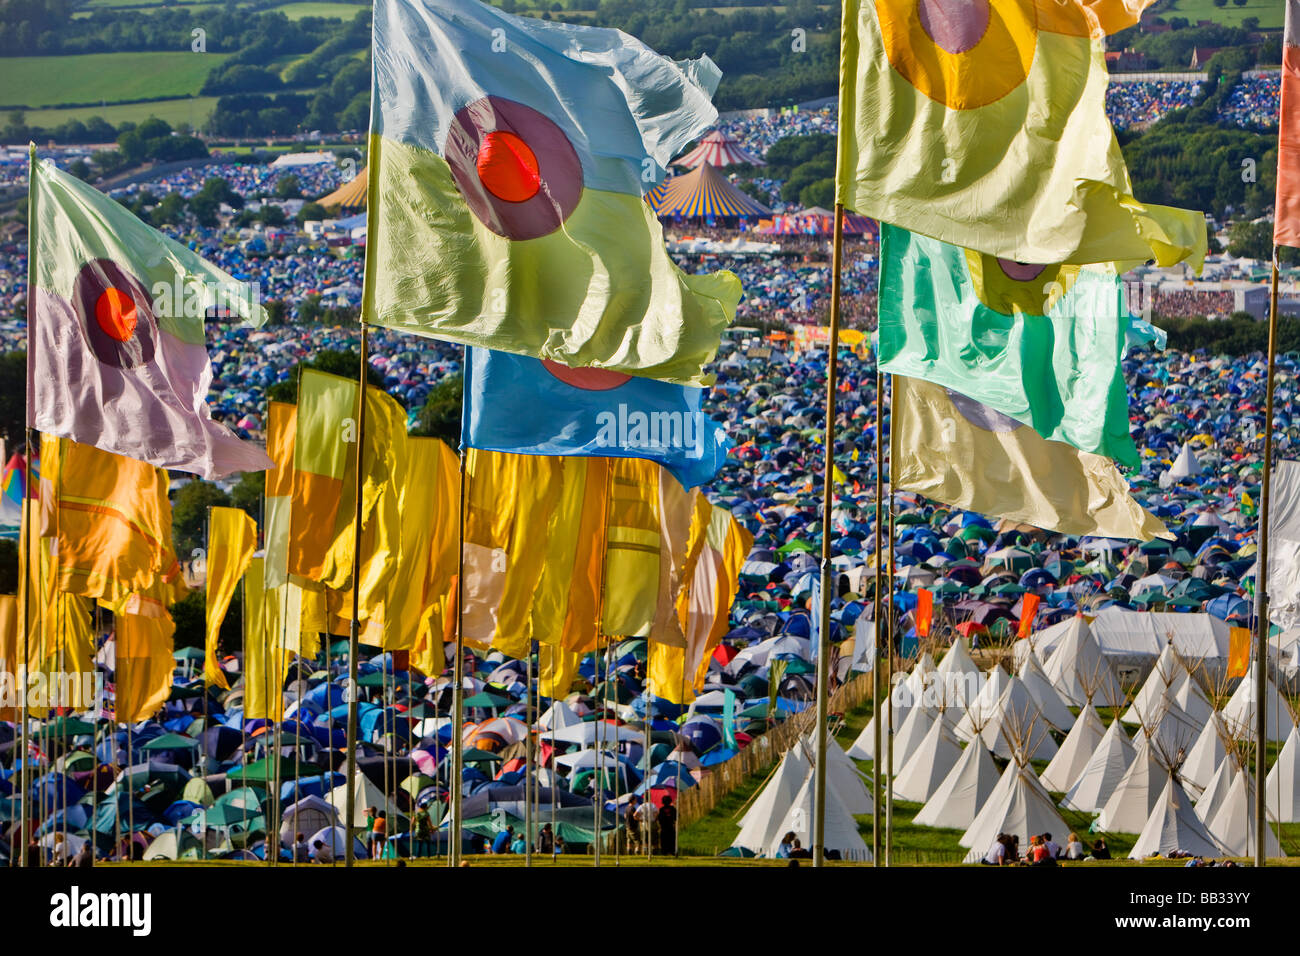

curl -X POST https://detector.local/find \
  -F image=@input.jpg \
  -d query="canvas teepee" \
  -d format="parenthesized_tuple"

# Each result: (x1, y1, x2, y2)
(1040, 702, 1106, 793)
(1220, 661, 1296, 742)
(975, 676, 1060, 763)
(1060, 718, 1137, 813)
(1266, 723, 1300, 823)
(1121, 643, 1184, 724)
(1206, 767, 1285, 857)
(912, 733, 1000, 830)
(935, 637, 983, 709)
(892, 717, 963, 804)
(731, 743, 811, 853)
(1096, 734, 1169, 833)
(1017, 650, 1075, 732)
(1039, 615, 1124, 708)
(768, 770, 872, 860)
(959, 760, 1069, 862)
(954, 664, 1010, 742)
(1181, 711, 1228, 793)
(1127, 773, 1224, 860)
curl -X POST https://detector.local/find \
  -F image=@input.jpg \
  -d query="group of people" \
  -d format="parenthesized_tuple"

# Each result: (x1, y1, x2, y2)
(1105, 78, 1203, 131)
(982, 832, 1103, 866)
(1215, 72, 1281, 130)
(622, 794, 679, 856)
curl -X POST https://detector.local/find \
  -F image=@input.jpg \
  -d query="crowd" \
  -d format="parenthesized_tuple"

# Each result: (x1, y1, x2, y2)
(1151, 289, 1237, 318)
(109, 158, 348, 203)
(1215, 72, 1281, 130)
(1105, 79, 1202, 131)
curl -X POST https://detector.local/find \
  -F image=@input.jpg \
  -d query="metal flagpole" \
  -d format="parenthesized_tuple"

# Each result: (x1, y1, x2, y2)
(17, 435, 34, 867)
(871, 372, 883, 866)
(343, 322, 370, 866)
(886, 461, 895, 867)
(525, 642, 533, 867)
(449, 449, 467, 867)
(813, 202, 846, 869)
(1253, 250, 1281, 867)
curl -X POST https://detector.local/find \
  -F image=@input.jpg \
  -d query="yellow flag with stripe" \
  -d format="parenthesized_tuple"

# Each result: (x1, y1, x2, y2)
(205, 506, 256, 689)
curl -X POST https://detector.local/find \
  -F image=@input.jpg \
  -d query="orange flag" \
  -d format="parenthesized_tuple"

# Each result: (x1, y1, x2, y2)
(1277, 0, 1300, 248)
(915, 588, 933, 638)
(1017, 593, 1041, 640)
(1228, 626, 1251, 680)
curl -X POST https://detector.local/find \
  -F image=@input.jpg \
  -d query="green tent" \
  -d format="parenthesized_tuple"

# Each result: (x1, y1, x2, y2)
(141, 733, 199, 752)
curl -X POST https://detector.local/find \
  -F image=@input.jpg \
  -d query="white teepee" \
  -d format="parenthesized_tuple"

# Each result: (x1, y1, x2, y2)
(889, 704, 938, 771)
(1194, 757, 1238, 825)
(1040, 703, 1106, 793)
(1040, 615, 1125, 708)
(1017, 650, 1075, 732)
(978, 676, 1060, 763)
(1060, 718, 1137, 813)
(959, 762, 1069, 862)
(892, 718, 963, 804)
(954, 664, 1010, 742)
(913, 734, 1001, 830)
(1206, 768, 1285, 857)
(935, 637, 984, 709)
(1220, 662, 1296, 742)
(1096, 734, 1165, 833)
(768, 770, 872, 860)
(1122, 643, 1184, 724)
(1181, 712, 1228, 793)
(813, 735, 875, 815)
(1266, 724, 1300, 823)
(731, 744, 811, 853)
(1169, 670, 1215, 727)
(1127, 773, 1224, 860)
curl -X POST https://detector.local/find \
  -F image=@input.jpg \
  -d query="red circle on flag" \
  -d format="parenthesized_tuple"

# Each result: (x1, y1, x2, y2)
(445, 96, 583, 240)
(73, 258, 157, 369)
(477, 131, 542, 203)
(541, 358, 631, 391)
(94, 287, 138, 342)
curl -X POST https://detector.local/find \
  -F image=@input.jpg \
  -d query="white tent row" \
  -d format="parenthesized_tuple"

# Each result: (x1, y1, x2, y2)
(1030, 608, 1231, 674)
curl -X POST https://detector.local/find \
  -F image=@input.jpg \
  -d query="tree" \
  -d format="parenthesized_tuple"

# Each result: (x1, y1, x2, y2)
(412, 374, 463, 446)
(275, 174, 302, 199)
(259, 204, 288, 226)
(296, 201, 329, 223)
(229, 471, 264, 519)
(68, 159, 90, 180)
(170, 480, 232, 562)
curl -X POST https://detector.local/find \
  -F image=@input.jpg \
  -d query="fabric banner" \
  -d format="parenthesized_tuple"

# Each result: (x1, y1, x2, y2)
(26, 152, 272, 478)
(365, 0, 741, 385)
(204, 506, 256, 689)
(835, 0, 1206, 267)
(1277, 0, 1300, 248)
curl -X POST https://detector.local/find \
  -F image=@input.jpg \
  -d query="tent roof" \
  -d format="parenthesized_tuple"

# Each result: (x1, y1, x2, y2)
(652, 162, 771, 219)
(672, 130, 765, 168)
(318, 166, 368, 210)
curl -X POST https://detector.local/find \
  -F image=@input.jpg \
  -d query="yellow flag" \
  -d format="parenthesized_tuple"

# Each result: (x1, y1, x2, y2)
(244, 556, 288, 721)
(264, 401, 296, 589)
(1228, 626, 1251, 680)
(205, 507, 257, 689)
(40, 435, 186, 601)
(116, 608, 175, 724)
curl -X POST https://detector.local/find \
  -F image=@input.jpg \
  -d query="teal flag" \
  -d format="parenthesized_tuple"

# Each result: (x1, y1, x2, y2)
(878, 224, 1156, 467)
(723, 687, 737, 749)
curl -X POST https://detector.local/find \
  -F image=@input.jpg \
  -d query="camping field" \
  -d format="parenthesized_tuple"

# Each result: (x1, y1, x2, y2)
(20, 97, 221, 132)
(0, 52, 230, 110)
(1162, 0, 1285, 29)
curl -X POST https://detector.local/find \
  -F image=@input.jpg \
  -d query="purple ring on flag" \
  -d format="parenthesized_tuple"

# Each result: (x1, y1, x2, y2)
(945, 387, 1021, 433)
(72, 258, 158, 370)
(444, 95, 584, 240)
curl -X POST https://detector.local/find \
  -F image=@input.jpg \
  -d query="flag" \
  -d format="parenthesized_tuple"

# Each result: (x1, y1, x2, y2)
(204, 507, 256, 689)
(835, 0, 1206, 267)
(1017, 593, 1041, 640)
(915, 587, 933, 638)
(0, 453, 26, 531)
(879, 224, 1149, 466)
(1277, 0, 1300, 248)
(115, 608, 175, 724)
(39, 435, 188, 602)
(243, 556, 288, 721)
(1228, 626, 1251, 680)
(892, 376, 1169, 541)
(263, 402, 296, 589)
(462, 347, 732, 488)
(289, 370, 407, 589)
(722, 687, 737, 748)
(26, 152, 273, 478)
(366, 0, 742, 386)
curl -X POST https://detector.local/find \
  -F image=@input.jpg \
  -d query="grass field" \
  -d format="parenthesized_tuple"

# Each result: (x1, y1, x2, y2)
(1, 52, 230, 110)
(1163, 0, 1285, 29)
(268, 1, 367, 18)
(20, 96, 220, 132)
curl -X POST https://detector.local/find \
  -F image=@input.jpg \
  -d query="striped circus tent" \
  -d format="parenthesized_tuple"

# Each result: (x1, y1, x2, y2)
(673, 130, 765, 168)
(643, 180, 668, 211)
(654, 163, 771, 220)
(318, 166, 368, 211)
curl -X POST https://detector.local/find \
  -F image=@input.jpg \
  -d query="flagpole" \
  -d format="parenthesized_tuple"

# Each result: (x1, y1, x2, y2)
(813, 202, 845, 869)
(19, 142, 37, 869)
(886, 459, 895, 867)
(1253, 250, 1280, 867)
(871, 372, 882, 866)
(343, 322, 370, 867)
(449, 449, 467, 867)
